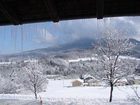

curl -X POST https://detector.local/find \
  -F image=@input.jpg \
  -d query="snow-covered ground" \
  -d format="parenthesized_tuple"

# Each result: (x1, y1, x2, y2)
(0, 79, 140, 105)
(68, 57, 98, 63)
(68, 56, 140, 63)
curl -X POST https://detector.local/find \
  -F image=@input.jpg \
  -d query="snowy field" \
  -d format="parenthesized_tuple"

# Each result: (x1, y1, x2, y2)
(0, 79, 140, 105)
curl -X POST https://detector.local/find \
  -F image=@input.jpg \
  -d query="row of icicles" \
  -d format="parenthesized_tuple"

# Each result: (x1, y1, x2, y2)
(0, 18, 112, 54)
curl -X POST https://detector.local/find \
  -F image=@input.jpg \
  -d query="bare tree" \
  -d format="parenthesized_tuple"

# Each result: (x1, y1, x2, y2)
(21, 62, 47, 99)
(94, 27, 137, 102)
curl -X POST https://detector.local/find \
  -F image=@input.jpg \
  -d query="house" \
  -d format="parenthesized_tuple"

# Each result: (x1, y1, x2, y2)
(127, 77, 135, 85)
(84, 76, 94, 83)
(72, 79, 83, 87)
(115, 81, 128, 86)
(134, 76, 140, 84)
(135, 65, 140, 75)
(83, 75, 100, 86)
(82, 74, 94, 83)
(85, 79, 100, 86)
(114, 78, 128, 86)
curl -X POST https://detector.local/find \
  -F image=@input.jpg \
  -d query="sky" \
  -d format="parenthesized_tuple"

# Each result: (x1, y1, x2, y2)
(0, 16, 140, 54)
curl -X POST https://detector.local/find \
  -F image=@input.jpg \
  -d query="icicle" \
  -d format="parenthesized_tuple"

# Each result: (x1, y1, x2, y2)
(14, 26, 17, 51)
(36, 23, 38, 35)
(103, 18, 107, 31)
(96, 19, 99, 39)
(10, 26, 12, 42)
(11, 26, 15, 50)
(28, 24, 31, 41)
(3, 27, 6, 51)
(23, 25, 26, 42)
(35, 23, 38, 38)
(3, 26, 6, 42)
(11, 26, 14, 50)
(45, 23, 47, 40)
(20, 25, 24, 51)
(97, 18, 105, 38)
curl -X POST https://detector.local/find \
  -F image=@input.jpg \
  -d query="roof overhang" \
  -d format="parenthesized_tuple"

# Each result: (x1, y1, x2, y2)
(0, 0, 140, 25)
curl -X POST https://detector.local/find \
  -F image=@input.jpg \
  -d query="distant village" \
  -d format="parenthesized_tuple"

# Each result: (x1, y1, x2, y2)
(71, 74, 140, 87)
(0, 57, 140, 88)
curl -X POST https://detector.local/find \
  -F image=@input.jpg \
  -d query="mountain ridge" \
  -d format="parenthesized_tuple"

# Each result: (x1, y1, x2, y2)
(0, 38, 139, 60)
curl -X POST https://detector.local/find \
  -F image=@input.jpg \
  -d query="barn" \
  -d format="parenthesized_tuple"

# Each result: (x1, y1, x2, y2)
(72, 79, 83, 87)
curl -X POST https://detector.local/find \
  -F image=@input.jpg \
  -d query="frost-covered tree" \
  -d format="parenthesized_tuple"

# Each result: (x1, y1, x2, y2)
(21, 62, 47, 99)
(94, 27, 137, 102)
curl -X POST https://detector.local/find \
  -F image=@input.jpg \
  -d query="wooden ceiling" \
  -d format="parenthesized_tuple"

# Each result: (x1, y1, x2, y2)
(0, 0, 140, 25)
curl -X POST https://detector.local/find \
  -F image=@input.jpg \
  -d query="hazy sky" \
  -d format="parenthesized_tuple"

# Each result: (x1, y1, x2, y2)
(0, 16, 140, 54)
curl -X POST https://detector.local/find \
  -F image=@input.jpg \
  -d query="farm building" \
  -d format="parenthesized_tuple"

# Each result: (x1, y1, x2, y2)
(85, 79, 100, 86)
(115, 81, 128, 86)
(134, 76, 140, 84)
(82, 75, 101, 86)
(135, 65, 140, 75)
(72, 79, 83, 87)
(114, 79, 129, 86)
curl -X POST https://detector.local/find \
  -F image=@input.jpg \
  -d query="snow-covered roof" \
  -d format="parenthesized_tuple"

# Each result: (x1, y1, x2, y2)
(68, 57, 97, 63)
(134, 76, 140, 80)
(83, 74, 94, 79)
(23, 59, 38, 63)
(72, 79, 83, 83)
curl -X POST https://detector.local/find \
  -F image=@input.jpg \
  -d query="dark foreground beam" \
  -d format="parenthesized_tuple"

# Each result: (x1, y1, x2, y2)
(96, 0, 104, 19)
(43, 0, 59, 22)
(0, 1, 20, 25)
(0, 0, 140, 26)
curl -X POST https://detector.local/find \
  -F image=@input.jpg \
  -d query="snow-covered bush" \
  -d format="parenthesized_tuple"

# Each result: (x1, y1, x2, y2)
(0, 75, 18, 94)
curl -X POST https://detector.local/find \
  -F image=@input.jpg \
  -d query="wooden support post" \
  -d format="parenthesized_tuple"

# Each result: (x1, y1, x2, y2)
(43, 0, 59, 22)
(96, 0, 104, 19)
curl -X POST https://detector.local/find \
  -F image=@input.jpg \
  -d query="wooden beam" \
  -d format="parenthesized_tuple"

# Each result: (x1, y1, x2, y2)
(0, 1, 20, 25)
(96, 0, 104, 19)
(43, 0, 59, 22)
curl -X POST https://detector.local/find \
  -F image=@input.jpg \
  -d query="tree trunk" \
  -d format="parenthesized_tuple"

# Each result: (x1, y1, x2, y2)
(34, 84, 37, 99)
(34, 91, 37, 99)
(109, 83, 113, 102)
